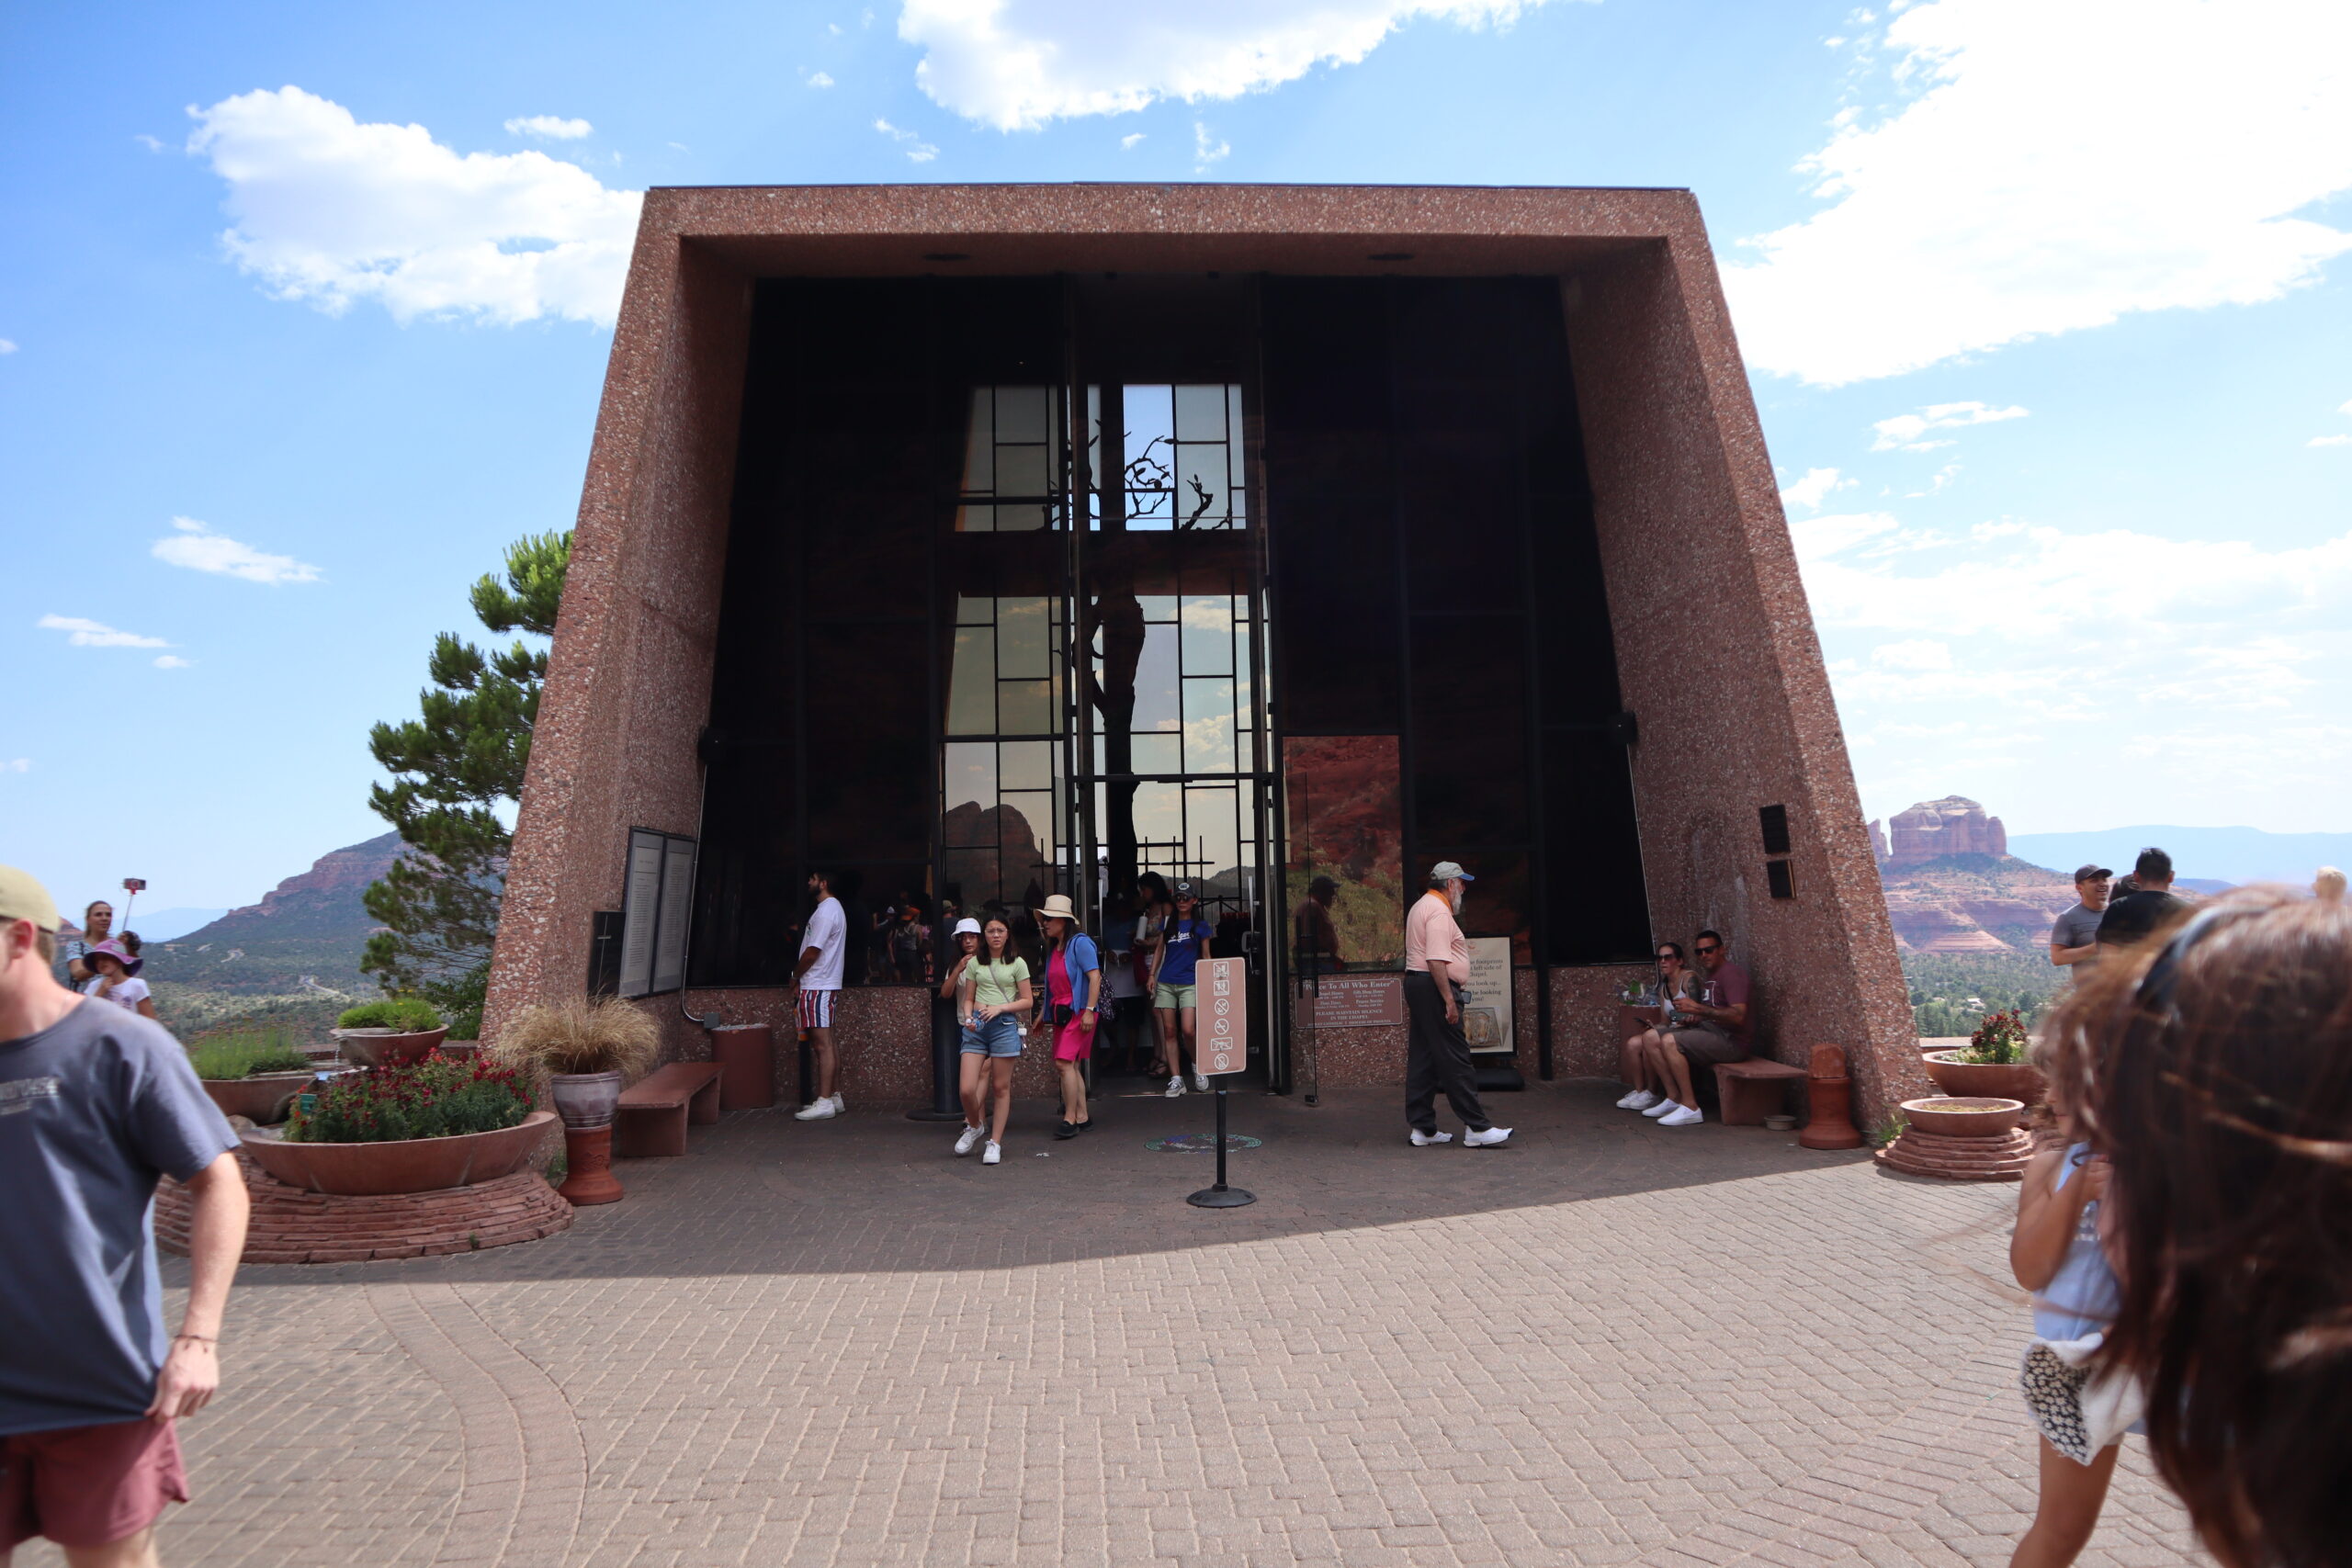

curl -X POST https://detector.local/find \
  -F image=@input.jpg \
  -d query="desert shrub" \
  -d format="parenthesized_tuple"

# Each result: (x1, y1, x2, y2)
(1957, 1008, 2030, 1065)
(337, 998, 445, 1032)
(492, 996, 662, 1077)
(285, 1050, 530, 1144)
(188, 1030, 311, 1079)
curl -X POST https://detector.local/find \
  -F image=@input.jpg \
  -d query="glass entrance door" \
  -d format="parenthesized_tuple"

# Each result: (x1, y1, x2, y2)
(1070, 378, 1277, 1085)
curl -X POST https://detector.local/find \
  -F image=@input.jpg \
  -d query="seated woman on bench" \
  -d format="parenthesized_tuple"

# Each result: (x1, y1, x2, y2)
(1627, 930, 1750, 1128)
(1618, 940, 1698, 1112)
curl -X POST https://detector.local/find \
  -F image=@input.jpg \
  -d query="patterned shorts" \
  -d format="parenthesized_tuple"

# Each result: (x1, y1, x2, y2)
(797, 988, 836, 1031)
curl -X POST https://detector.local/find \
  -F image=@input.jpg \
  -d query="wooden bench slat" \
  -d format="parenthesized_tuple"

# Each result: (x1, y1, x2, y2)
(1716, 1058, 1805, 1079)
(617, 1063, 723, 1109)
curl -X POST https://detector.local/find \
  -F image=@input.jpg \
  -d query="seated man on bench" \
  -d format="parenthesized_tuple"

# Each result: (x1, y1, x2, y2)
(1633, 930, 1750, 1128)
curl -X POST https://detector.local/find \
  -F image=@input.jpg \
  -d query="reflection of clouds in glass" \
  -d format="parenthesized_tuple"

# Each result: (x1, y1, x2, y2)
(1132, 623, 1180, 730)
(1182, 683, 1236, 771)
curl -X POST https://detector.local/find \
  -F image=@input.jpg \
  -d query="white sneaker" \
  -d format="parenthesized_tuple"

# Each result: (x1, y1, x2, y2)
(1617, 1089, 1660, 1111)
(794, 1099, 838, 1121)
(830, 1093, 845, 1112)
(1658, 1105, 1704, 1127)
(1641, 1098, 1680, 1119)
(1464, 1125, 1513, 1147)
(1192, 1071, 1210, 1092)
(981, 1141, 1001, 1165)
(1164, 1076, 1185, 1098)
(1409, 1129, 1454, 1146)
(954, 1125, 984, 1156)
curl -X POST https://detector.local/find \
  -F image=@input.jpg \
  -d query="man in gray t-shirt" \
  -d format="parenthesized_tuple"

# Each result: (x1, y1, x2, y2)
(2049, 863, 2112, 984)
(2, 864, 247, 1561)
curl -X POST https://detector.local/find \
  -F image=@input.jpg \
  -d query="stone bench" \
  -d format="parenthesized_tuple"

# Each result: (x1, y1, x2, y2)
(1713, 1057, 1807, 1125)
(615, 1063, 723, 1158)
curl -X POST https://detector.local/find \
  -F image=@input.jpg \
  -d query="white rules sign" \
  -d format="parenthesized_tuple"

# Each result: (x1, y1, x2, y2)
(1200, 957, 1247, 1076)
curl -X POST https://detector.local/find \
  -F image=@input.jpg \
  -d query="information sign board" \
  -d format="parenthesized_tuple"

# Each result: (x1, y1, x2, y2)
(1295, 973, 1404, 1029)
(1199, 956, 1248, 1076)
(1463, 936, 1515, 1055)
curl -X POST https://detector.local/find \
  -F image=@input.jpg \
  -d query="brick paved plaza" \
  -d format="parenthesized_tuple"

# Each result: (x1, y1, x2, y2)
(63, 1082, 2205, 1568)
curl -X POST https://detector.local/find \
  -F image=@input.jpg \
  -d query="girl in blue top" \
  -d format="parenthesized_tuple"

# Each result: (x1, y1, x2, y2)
(1149, 881, 1214, 1097)
(2007, 1070, 2126, 1568)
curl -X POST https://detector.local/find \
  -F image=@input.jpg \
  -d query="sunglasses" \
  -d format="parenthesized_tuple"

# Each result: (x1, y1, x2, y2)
(1694, 944, 1722, 955)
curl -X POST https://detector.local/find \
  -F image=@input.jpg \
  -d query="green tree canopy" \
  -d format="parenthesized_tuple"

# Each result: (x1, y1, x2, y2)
(361, 530, 571, 1034)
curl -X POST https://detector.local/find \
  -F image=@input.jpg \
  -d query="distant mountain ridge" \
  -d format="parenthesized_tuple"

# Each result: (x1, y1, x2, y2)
(142, 832, 400, 998)
(2006, 826, 2350, 888)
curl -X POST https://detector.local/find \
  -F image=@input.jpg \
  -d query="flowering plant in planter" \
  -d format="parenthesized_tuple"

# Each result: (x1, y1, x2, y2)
(285, 1050, 531, 1144)
(1958, 1008, 2030, 1066)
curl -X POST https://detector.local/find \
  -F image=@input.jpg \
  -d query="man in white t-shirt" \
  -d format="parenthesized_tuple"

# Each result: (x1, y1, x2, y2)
(793, 871, 849, 1121)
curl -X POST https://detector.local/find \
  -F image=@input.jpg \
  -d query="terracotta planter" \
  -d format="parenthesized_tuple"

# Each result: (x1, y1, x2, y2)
(548, 1071, 624, 1130)
(199, 1071, 312, 1125)
(333, 1026, 449, 1067)
(559, 1124, 625, 1205)
(1921, 1052, 2045, 1106)
(1901, 1096, 2027, 1138)
(241, 1111, 557, 1196)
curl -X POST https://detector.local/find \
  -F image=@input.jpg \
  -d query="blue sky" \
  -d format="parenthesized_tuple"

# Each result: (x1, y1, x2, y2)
(4, 0, 2348, 912)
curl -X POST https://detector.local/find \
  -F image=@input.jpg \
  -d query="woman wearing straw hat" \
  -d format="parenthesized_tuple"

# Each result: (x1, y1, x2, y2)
(1032, 894, 1102, 1140)
(79, 938, 157, 1021)
(946, 916, 1030, 1165)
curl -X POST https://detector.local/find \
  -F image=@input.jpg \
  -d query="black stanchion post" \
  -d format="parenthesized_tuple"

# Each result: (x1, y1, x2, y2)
(1187, 1087, 1256, 1208)
(909, 998, 964, 1121)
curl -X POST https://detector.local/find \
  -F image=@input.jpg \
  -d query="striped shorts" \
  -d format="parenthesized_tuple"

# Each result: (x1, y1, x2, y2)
(797, 988, 836, 1031)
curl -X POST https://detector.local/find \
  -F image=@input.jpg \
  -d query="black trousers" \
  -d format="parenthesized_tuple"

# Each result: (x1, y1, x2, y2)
(1403, 970, 1492, 1133)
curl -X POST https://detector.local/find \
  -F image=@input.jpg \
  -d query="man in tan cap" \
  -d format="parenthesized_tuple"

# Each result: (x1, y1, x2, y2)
(0, 864, 249, 1566)
(1401, 862, 1510, 1148)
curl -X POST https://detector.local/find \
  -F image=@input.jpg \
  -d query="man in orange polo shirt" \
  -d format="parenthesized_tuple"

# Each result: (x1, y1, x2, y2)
(1401, 863, 1511, 1148)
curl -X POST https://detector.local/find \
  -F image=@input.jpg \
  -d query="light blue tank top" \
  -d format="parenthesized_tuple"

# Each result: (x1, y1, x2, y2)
(2033, 1142, 2123, 1341)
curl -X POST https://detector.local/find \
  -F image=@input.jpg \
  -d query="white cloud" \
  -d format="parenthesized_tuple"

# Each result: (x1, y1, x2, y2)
(1871, 400, 2027, 451)
(1193, 121, 1230, 171)
(153, 655, 195, 669)
(187, 86, 643, 327)
(808, 71, 836, 86)
(1871, 638, 1952, 671)
(1724, 0, 2352, 386)
(1121, 132, 1146, 150)
(1804, 510, 2352, 829)
(1789, 510, 1901, 563)
(3, 759, 28, 773)
(38, 615, 170, 649)
(503, 115, 593, 141)
(898, 0, 1557, 131)
(134, 133, 166, 152)
(151, 516, 322, 584)
(2312, 435, 2352, 449)
(874, 118, 939, 163)
(0, 339, 15, 354)
(1778, 466, 1852, 512)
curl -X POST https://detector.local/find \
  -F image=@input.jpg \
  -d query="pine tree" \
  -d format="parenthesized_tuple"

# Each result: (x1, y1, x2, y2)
(361, 530, 571, 1034)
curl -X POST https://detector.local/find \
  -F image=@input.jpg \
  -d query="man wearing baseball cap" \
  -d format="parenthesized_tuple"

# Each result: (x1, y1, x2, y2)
(1400, 862, 1510, 1147)
(2048, 863, 2112, 984)
(0, 864, 249, 1565)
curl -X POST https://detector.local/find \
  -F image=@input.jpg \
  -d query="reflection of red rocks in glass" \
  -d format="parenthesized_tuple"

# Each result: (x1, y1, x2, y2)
(1283, 736, 1404, 969)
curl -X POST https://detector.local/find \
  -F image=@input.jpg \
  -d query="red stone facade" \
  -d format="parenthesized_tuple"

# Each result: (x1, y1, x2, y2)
(486, 184, 1924, 1122)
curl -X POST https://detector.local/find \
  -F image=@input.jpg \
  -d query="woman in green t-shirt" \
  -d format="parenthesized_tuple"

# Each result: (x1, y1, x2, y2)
(948, 916, 1032, 1165)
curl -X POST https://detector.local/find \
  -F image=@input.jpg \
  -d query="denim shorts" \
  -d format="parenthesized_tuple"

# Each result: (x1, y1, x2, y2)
(960, 1013, 1023, 1058)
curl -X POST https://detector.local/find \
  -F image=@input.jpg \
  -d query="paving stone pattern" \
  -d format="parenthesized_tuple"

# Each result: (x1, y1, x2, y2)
(28, 1083, 2208, 1567)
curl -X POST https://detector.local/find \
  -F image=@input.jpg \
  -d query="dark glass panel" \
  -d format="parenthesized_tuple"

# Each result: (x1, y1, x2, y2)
(1409, 614, 1529, 845)
(684, 743, 798, 988)
(1416, 849, 1532, 968)
(1398, 431, 1520, 615)
(1538, 728, 1651, 964)
(804, 622, 930, 862)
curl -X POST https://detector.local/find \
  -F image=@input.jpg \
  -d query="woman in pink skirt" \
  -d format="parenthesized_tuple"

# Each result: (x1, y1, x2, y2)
(1032, 894, 1102, 1141)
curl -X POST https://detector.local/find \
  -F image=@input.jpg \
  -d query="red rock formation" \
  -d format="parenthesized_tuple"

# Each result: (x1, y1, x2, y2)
(1886, 795, 2005, 868)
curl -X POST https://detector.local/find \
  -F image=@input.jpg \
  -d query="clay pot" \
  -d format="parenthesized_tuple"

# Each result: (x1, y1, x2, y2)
(1921, 1052, 2045, 1106)
(1901, 1096, 2027, 1137)
(333, 1026, 449, 1067)
(240, 1111, 557, 1196)
(198, 1071, 313, 1125)
(548, 1070, 624, 1130)
(559, 1124, 625, 1205)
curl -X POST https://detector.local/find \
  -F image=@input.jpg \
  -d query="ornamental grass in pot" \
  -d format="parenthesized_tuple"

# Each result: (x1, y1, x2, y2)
(491, 998, 663, 1205)
(189, 1029, 315, 1124)
(1922, 1008, 2045, 1108)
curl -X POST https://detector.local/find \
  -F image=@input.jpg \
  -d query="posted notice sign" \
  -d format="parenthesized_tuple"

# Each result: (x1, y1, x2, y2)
(1200, 957, 1248, 1076)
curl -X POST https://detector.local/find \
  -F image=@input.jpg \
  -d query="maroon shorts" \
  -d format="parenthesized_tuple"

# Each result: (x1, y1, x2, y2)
(1, 1417, 188, 1551)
